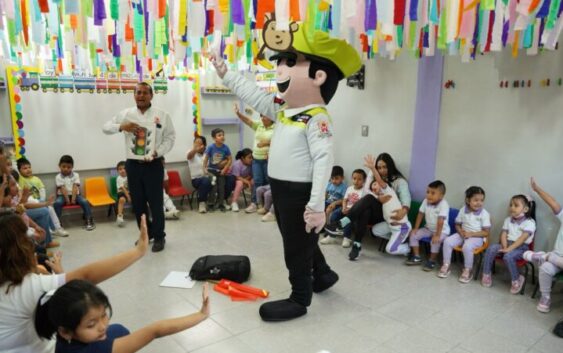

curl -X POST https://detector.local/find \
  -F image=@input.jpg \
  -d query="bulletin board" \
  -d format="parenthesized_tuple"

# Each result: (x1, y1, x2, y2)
(6, 67, 202, 174)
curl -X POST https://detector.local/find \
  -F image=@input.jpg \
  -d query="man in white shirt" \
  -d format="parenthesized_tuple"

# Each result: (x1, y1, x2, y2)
(103, 82, 175, 252)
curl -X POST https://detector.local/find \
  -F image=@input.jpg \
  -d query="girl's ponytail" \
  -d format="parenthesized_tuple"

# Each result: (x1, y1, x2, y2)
(35, 291, 58, 339)
(235, 148, 252, 160)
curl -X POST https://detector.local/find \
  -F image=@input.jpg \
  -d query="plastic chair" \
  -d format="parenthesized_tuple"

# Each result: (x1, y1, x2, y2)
(420, 207, 459, 255)
(452, 227, 490, 281)
(532, 271, 563, 299)
(167, 170, 192, 207)
(492, 240, 536, 295)
(109, 176, 118, 201)
(84, 177, 117, 217)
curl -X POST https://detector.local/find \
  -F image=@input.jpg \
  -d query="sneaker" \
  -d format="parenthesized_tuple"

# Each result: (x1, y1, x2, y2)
(116, 214, 125, 227)
(405, 255, 422, 266)
(320, 236, 339, 245)
(173, 210, 181, 219)
(245, 203, 257, 213)
(481, 273, 492, 288)
(223, 201, 231, 211)
(458, 268, 472, 283)
(218, 204, 227, 213)
(325, 222, 344, 236)
(198, 202, 207, 213)
(523, 251, 548, 266)
(510, 275, 525, 294)
(537, 295, 551, 313)
(152, 239, 165, 252)
(342, 237, 352, 248)
(261, 212, 276, 222)
(349, 243, 362, 261)
(437, 263, 451, 278)
(231, 202, 240, 212)
(46, 241, 60, 248)
(423, 260, 436, 272)
(86, 218, 96, 231)
(257, 207, 267, 215)
(52, 227, 69, 237)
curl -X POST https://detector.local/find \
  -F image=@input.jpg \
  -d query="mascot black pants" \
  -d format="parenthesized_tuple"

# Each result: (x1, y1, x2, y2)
(269, 178, 331, 306)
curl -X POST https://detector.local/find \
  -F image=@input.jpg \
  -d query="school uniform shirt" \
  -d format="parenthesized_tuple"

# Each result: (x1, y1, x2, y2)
(55, 324, 130, 353)
(554, 209, 563, 256)
(116, 175, 128, 191)
(56, 172, 81, 195)
(379, 185, 408, 224)
(502, 216, 536, 244)
(419, 199, 450, 234)
(363, 171, 411, 209)
(251, 120, 275, 160)
(344, 186, 365, 211)
(455, 206, 492, 233)
(187, 151, 205, 179)
(205, 144, 231, 171)
(326, 181, 348, 204)
(103, 106, 176, 158)
(18, 175, 46, 201)
(231, 159, 252, 178)
(222, 71, 334, 212)
(0, 273, 66, 353)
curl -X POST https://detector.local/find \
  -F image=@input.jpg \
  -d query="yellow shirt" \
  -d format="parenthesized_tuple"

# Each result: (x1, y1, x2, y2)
(251, 121, 275, 160)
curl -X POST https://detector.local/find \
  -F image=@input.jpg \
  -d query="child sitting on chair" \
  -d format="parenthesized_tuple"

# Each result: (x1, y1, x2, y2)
(229, 148, 253, 212)
(203, 128, 232, 212)
(115, 161, 130, 227)
(256, 184, 275, 222)
(53, 155, 95, 231)
(17, 158, 68, 237)
(406, 180, 450, 271)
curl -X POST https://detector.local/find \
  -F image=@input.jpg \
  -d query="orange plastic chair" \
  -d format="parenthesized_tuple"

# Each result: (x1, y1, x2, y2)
(84, 177, 117, 217)
(453, 231, 490, 281)
(167, 170, 192, 206)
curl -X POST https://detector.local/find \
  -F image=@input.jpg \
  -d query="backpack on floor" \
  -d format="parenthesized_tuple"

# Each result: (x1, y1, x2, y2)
(554, 319, 563, 338)
(189, 255, 251, 283)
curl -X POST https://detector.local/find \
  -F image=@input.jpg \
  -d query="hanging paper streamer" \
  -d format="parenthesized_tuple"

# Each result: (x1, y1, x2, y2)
(0, 0, 562, 75)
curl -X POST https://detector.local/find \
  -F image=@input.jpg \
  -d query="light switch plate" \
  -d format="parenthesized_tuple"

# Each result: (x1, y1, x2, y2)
(361, 125, 369, 137)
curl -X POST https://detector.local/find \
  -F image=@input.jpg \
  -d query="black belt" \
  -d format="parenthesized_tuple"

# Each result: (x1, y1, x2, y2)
(127, 157, 163, 164)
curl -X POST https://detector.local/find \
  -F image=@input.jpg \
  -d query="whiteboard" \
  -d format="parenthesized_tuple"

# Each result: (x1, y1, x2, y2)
(19, 79, 195, 173)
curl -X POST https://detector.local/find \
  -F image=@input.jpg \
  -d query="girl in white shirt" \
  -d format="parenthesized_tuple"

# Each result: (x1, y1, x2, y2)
(0, 213, 149, 353)
(481, 195, 536, 294)
(438, 186, 491, 283)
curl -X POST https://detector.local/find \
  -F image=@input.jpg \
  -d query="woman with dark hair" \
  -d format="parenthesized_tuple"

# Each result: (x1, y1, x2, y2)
(0, 214, 149, 353)
(325, 153, 411, 251)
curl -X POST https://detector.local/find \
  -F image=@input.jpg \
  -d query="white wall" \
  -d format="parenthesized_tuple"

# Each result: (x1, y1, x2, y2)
(330, 55, 418, 181)
(437, 50, 563, 250)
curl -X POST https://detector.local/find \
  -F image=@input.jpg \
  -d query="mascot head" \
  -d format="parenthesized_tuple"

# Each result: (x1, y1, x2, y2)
(265, 23, 362, 108)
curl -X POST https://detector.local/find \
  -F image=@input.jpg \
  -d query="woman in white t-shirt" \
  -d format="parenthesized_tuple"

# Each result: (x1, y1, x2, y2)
(0, 212, 149, 353)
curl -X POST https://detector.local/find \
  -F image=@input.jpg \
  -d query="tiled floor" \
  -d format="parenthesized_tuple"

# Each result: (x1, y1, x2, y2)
(58, 206, 563, 353)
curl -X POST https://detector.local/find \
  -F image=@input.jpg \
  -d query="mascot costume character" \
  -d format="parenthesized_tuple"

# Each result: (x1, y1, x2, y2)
(210, 21, 362, 322)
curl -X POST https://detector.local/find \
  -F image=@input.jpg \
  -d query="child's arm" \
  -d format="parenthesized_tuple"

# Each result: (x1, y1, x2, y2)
(341, 198, 349, 215)
(432, 218, 445, 244)
(531, 177, 561, 214)
(23, 195, 55, 209)
(202, 154, 209, 174)
(66, 215, 149, 283)
(234, 103, 255, 128)
(455, 223, 465, 237)
(39, 188, 46, 202)
(112, 284, 209, 353)
(71, 183, 79, 204)
(464, 228, 490, 238)
(411, 212, 424, 234)
(364, 154, 388, 188)
(499, 230, 508, 249)
(501, 232, 530, 253)
(221, 155, 232, 175)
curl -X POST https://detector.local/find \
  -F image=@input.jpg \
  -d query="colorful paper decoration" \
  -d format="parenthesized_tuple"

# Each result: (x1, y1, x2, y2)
(0, 1, 562, 75)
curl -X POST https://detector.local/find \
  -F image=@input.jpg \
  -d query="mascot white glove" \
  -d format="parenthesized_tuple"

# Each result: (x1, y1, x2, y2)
(304, 207, 326, 234)
(208, 51, 228, 79)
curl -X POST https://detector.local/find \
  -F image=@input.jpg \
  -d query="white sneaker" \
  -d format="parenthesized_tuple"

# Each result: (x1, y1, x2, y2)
(261, 212, 276, 222)
(231, 202, 240, 212)
(52, 227, 69, 237)
(320, 236, 339, 245)
(223, 201, 231, 210)
(342, 238, 352, 248)
(164, 210, 176, 219)
(198, 202, 207, 213)
(173, 210, 181, 219)
(245, 203, 257, 213)
(116, 215, 125, 227)
(256, 207, 267, 215)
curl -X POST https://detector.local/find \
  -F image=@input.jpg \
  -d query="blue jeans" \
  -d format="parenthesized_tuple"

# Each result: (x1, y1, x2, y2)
(329, 207, 351, 238)
(26, 207, 52, 245)
(252, 159, 268, 204)
(482, 241, 529, 281)
(53, 195, 92, 220)
(192, 177, 212, 202)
